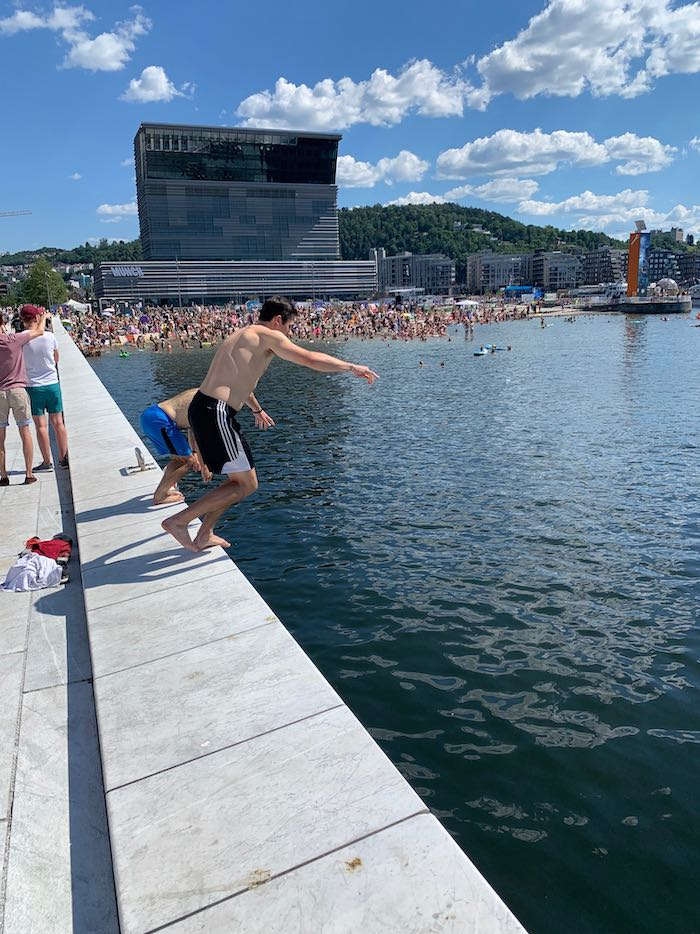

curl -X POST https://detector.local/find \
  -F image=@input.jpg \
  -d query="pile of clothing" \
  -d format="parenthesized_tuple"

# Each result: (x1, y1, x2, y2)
(1, 534, 73, 592)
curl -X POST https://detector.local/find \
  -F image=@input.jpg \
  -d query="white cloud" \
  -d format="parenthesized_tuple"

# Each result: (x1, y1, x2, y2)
(604, 133, 676, 174)
(237, 59, 478, 131)
(63, 8, 150, 71)
(516, 187, 700, 236)
(0, 9, 49, 34)
(689, 136, 700, 152)
(68, 171, 82, 180)
(438, 129, 608, 178)
(519, 189, 650, 217)
(337, 151, 429, 188)
(232, 2, 700, 131)
(120, 157, 134, 167)
(445, 177, 540, 203)
(386, 192, 448, 206)
(97, 200, 137, 221)
(474, 0, 700, 104)
(121, 65, 194, 102)
(0, 5, 150, 71)
(437, 128, 676, 179)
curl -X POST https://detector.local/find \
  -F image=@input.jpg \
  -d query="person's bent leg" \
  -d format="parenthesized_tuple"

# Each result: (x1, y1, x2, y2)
(193, 470, 258, 550)
(152, 456, 189, 505)
(18, 424, 35, 480)
(33, 414, 52, 467)
(49, 412, 69, 462)
(162, 469, 258, 551)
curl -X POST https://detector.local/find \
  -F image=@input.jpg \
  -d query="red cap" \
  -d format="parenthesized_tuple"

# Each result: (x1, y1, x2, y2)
(20, 305, 45, 319)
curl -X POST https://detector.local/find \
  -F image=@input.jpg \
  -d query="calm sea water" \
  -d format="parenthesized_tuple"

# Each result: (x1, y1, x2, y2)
(90, 314, 700, 934)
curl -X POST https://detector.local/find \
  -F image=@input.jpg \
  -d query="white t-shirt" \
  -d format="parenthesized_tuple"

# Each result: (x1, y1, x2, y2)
(22, 332, 59, 387)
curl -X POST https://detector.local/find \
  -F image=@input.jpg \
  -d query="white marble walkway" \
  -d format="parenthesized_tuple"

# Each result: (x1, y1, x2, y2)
(0, 430, 118, 933)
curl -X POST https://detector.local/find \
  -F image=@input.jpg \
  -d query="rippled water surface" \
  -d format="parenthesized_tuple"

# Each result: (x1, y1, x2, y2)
(91, 314, 700, 933)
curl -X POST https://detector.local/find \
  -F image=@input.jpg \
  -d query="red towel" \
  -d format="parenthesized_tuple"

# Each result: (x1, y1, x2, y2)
(25, 537, 72, 561)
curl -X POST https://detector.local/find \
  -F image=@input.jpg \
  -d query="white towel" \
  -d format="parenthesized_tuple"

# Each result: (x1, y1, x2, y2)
(1, 552, 63, 591)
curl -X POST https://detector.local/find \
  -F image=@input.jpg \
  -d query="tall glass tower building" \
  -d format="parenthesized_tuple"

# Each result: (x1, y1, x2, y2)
(135, 123, 341, 262)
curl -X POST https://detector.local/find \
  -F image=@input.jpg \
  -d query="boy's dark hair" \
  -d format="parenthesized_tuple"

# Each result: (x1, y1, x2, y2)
(258, 295, 297, 323)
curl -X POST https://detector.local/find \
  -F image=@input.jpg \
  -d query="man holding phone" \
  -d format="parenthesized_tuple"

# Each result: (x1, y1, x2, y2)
(0, 305, 49, 485)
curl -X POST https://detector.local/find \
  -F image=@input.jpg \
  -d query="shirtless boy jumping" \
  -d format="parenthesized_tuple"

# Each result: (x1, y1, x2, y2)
(162, 295, 378, 551)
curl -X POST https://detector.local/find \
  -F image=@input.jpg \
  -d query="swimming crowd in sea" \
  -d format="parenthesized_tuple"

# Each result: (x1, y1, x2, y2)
(0, 298, 538, 357)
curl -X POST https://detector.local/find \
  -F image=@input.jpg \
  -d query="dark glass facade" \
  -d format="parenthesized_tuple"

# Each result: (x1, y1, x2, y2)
(135, 124, 341, 262)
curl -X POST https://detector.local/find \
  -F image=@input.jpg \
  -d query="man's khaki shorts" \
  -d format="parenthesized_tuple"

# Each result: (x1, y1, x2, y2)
(0, 389, 32, 428)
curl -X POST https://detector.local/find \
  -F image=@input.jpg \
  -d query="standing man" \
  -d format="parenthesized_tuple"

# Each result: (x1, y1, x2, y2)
(0, 306, 49, 485)
(21, 306, 69, 470)
(162, 295, 378, 551)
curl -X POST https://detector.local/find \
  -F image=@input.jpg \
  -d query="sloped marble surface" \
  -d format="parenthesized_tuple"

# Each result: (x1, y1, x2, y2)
(107, 706, 427, 933)
(78, 519, 230, 611)
(0, 593, 30, 657)
(87, 566, 278, 676)
(96, 621, 342, 789)
(2, 682, 118, 934)
(169, 813, 527, 934)
(0, 653, 23, 820)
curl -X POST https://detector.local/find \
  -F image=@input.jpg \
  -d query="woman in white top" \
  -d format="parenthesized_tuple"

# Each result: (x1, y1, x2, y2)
(21, 307, 69, 469)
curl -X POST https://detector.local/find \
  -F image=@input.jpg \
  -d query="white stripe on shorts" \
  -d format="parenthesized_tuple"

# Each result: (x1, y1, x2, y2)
(216, 401, 252, 474)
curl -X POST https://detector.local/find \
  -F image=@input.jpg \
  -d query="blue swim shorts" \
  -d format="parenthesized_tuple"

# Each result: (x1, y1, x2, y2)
(140, 404, 192, 457)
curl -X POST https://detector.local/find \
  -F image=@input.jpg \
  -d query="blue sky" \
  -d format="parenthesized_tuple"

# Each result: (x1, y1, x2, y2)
(1, 0, 699, 253)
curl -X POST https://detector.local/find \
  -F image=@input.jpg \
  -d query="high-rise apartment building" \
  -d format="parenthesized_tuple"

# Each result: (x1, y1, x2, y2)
(580, 247, 628, 285)
(646, 249, 681, 282)
(466, 252, 532, 293)
(532, 252, 582, 290)
(371, 250, 455, 294)
(676, 252, 700, 283)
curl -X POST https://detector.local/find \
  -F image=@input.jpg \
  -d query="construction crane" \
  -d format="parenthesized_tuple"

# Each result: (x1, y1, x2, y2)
(0, 211, 31, 217)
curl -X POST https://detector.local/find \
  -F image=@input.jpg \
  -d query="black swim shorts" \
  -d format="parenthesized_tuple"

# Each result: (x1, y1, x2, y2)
(188, 391, 255, 475)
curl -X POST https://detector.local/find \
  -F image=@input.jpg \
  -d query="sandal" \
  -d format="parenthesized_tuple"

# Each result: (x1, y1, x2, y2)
(0, 477, 9, 486)
(23, 476, 37, 485)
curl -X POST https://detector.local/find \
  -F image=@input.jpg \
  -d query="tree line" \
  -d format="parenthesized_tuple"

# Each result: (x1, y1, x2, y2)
(2, 205, 697, 285)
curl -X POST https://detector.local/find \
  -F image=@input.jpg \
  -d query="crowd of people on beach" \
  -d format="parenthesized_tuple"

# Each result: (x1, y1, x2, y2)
(1, 298, 535, 357)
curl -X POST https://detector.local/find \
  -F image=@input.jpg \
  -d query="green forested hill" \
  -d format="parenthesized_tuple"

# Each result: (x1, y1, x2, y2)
(3, 205, 692, 277)
(338, 203, 625, 276)
(0, 238, 142, 267)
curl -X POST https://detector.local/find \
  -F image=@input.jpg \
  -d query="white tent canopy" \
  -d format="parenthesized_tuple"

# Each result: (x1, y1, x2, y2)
(64, 299, 91, 312)
(456, 299, 479, 307)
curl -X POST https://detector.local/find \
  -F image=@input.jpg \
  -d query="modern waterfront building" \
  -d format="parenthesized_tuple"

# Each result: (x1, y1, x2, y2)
(370, 249, 455, 295)
(466, 252, 532, 293)
(580, 247, 628, 286)
(93, 259, 376, 304)
(136, 123, 341, 262)
(676, 251, 700, 284)
(532, 251, 582, 291)
(646, 248, 681, 283)
(94, 122, 376, 302)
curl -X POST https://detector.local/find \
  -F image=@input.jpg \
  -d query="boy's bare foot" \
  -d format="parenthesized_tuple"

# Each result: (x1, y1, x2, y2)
(161, 517, 197, 551)
(153, 491, 186, 505)
(193, 531, 231, 550)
